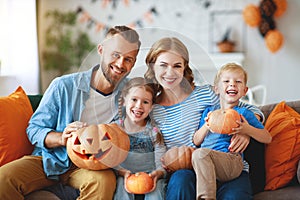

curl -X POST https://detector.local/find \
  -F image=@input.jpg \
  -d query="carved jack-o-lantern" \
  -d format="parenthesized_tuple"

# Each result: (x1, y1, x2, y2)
(67, 123, 130, 170)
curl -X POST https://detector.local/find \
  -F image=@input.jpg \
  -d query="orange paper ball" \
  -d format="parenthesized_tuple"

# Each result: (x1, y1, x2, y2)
(273, 0, 288, 17)
(265, 30, 284, 53)
(243, 4, 261, 27)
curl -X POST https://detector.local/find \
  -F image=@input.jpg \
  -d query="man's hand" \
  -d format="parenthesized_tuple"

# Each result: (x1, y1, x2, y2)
(61, 121, 87, 146)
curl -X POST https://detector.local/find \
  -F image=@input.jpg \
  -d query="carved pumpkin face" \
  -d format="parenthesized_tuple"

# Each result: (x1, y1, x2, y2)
(162, 146, 195, 171)
(67, 123, 130, 170)
(207, 108, 241, 134)
(125, 172, 154, 194)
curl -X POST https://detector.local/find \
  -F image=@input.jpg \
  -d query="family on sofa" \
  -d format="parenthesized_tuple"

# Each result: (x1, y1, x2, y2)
(1, 25, 299, 200)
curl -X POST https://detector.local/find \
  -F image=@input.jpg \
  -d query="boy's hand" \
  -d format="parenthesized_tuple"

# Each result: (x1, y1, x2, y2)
(229, 115, 251, 136)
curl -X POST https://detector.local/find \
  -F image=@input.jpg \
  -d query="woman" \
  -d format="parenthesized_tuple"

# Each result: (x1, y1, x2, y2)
(144, 37, 263, 200)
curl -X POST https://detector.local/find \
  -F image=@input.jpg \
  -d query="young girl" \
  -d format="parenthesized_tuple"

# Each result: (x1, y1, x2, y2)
(113, 77, 167, 200)
(192, 63, 272, 200)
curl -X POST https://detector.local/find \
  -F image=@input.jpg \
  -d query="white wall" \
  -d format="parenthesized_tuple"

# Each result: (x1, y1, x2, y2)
(37, 0, 300, 104)
(0, 0, 39, 96)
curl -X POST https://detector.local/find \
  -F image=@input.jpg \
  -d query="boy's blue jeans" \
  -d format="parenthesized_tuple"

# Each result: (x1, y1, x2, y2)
(166, 169, 253, 200)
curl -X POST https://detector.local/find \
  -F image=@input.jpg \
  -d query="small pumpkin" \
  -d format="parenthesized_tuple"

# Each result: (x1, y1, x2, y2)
(207, 109, 241, 134)
(265, 29, 284, 53)
(67, 123, 130, 170)
(125, 172, 154, 194)
(162, 146, 195, 171)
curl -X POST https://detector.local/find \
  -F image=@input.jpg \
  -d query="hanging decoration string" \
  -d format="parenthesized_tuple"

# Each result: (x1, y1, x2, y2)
(76, 5, 158, 33)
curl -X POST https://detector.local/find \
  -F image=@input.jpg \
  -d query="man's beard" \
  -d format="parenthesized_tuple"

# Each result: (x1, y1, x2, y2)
(101, 63, 118, 87)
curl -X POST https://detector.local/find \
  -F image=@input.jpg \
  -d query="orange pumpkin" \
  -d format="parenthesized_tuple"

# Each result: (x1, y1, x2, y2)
(207, 109, 241, 134)
(66, 123, 130, 170)
(265, 30, 284, 53)
(243, 4, 261, 27)
(125, 172, 154, 194)
(162, 146, 195, 171)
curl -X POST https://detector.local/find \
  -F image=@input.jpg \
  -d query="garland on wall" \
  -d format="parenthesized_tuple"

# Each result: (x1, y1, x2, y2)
(91, 0, 134, 9)
(243, 0, 287, 53)
(76, 5, 158, 33)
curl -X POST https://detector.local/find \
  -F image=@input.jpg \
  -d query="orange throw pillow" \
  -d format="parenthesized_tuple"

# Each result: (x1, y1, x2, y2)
(0, 86, 34, 166)
(264, 101, 300, 190)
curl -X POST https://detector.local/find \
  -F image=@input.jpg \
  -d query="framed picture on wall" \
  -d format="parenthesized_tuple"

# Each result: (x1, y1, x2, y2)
(209, 10, 246, 53)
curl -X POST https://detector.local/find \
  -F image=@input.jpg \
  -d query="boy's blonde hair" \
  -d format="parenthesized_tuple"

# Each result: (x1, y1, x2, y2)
(214, 63, 248, 86)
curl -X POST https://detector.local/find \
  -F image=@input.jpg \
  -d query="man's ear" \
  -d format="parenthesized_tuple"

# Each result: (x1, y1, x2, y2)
(97, 44, 103, 55)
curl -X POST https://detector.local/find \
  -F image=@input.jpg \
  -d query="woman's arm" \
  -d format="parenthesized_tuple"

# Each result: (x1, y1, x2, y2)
(238, 101, 265, 122)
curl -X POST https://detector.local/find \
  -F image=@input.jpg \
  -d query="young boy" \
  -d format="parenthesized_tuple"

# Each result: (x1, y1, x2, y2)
(192, 63, 272, 200)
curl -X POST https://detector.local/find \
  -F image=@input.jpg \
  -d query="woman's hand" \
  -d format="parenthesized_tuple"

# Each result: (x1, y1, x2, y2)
(228, 134, 250, 153)
(161, 157, 173, 173)
(61, 121, 87, 146)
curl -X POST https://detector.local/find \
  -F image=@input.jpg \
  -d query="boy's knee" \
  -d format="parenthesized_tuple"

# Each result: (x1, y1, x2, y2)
(192, 148, 212, 160)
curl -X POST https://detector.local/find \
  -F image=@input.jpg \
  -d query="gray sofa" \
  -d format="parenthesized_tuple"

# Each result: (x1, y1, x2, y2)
(24, 99, 300, 200)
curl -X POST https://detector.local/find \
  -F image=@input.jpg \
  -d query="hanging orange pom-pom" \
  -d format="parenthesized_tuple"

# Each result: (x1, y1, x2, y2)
(243, 4, 261, 27)
(265, 30, 284, 53)
(273, 0, 288, 17)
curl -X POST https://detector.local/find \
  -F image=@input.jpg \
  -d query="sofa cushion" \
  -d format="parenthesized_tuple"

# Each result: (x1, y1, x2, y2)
(0, 86, 34, 166)
(254, 185, 300, 200)
(264, 101, 300, 190)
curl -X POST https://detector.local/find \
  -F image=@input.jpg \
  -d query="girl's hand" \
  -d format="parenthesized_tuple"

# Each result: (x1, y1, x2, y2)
(124, 170, 131, 179)
(61, 121, 87, 146)
(148, 171, 162, 193)
(150, 170, 165, 181)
